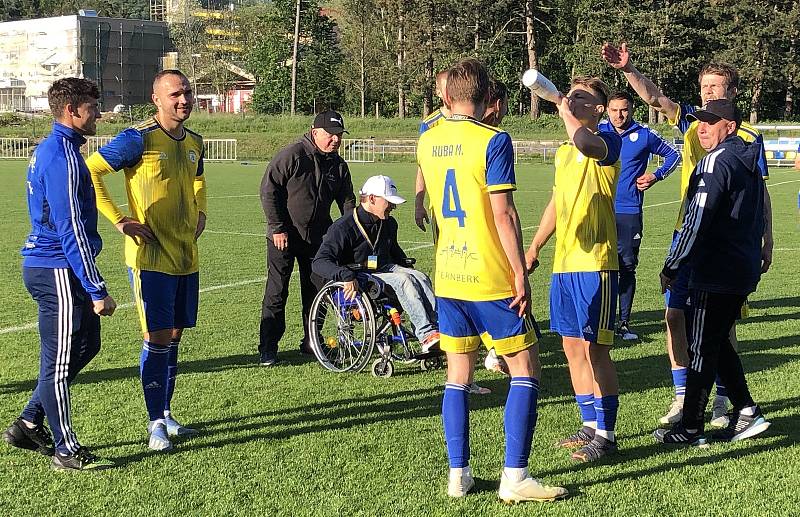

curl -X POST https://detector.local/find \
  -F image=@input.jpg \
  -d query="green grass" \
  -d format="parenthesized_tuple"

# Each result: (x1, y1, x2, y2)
(0, 159, 799, 516)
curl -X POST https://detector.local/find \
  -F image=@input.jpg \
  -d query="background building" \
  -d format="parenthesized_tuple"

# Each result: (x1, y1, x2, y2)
(0, 13, 171, 111)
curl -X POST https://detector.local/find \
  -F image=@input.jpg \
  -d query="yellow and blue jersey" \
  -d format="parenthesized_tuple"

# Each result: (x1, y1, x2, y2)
(552, 131, 622, 273)
(671, 103, 768, 230)
(419, 108, 447, 135)
(417, 116, 516, 301)
(86, 117, 207, 275)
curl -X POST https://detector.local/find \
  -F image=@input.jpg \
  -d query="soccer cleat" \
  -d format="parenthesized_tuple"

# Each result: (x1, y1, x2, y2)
(709, 396, 730, 428)
(555, 426, 595, 449)
(615, 321, 639, 341)
(659, 396, 684, 426)
(3, 418, 54, 456)
(447, 466, 475, 498)
(571, 436, 617, 462)
(164, 415, 199, 437)
(653, 425, 704, 445)
(468, 383, 491, 395)
(51, 447, 114, 471)
(498, 472, 568, 503)
(147, 421, 173, 452)
(420, 331, 441, 354)
(258, 351, 277, 367)
(712, 408, 771, 442)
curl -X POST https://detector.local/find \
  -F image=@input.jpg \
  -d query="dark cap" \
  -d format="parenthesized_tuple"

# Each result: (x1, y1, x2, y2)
(687, 99, 741, 127)
(312, 110, 348, 135)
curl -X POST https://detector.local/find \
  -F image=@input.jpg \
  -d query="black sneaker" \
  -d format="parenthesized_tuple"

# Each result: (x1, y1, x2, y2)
(712, 407, 771, 442)
(258, 351, 277, 366)
(555, 426, 595, 448)
(571, 435, 618, 462)
(3, 418, 54, 456)
(615, 321, 639, 341)
(51, 446, 114, 471)
(653, 424, 704, 445)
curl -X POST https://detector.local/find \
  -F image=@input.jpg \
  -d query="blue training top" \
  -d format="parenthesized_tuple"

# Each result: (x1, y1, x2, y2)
(21, 122, 108, 300)
(598, 120, 680, 215)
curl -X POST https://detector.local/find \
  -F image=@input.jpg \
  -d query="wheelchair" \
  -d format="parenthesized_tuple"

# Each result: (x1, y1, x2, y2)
(307, 259, 444, 378)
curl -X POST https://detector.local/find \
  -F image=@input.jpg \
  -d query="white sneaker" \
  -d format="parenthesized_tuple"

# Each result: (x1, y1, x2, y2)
(659, 396, 684, 425)
(147, 421, 173, 452)
(469, 383, 491, 395)
(447, 466, 475, 498)
(164, 415, 199, 437)
(498, 471, 568, 503)
(710, 396, 730, 428)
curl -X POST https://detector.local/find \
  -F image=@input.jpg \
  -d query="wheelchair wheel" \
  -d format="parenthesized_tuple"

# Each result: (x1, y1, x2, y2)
(419, 356, 444, 371)
(309, 282, 377, 373)
(371, 358, 394, 378)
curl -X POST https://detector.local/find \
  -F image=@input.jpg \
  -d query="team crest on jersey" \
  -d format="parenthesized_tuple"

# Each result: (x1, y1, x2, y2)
(159, 152, 168, 160)
(629, 133, 639, 142)
(188, 150, 197, 163)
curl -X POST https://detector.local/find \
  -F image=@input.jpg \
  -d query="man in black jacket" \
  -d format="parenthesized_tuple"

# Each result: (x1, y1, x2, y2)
(313, 175, 441, 351)
(655, 99, 770, 444)
(259, 111, 356, 365)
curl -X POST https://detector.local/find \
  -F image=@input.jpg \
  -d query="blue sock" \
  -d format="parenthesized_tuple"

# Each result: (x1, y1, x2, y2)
(672, 367, 688, 397)
(140, 341, 169, 421)
(442, 383, 470, 468)
(595, 395, 619, 434)
(165, 340, 180, 414)
(715, 377, 728, 398)
(576, 393, 596, 425)
(504, 377, 539, 468)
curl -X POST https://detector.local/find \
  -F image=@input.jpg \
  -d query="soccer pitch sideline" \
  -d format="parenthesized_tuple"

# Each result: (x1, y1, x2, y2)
(0, 159, 798, 516)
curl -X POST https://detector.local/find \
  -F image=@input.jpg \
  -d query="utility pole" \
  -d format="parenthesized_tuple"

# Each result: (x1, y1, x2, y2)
(290, 0, 301, 115)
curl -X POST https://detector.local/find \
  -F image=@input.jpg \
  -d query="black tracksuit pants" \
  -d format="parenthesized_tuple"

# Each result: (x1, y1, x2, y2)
(259, 235, 322, 356)
(681, 289, 756, 430)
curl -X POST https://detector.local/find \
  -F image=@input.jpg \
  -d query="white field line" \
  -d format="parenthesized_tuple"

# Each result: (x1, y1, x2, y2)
(0, 277, 266, 335)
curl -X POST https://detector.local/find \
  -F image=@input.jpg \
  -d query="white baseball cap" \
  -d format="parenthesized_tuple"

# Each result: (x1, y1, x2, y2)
(359, 175, 406, 204)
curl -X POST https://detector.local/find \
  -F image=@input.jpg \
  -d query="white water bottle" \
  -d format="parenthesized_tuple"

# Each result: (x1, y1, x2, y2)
(522, 69, 563, 104)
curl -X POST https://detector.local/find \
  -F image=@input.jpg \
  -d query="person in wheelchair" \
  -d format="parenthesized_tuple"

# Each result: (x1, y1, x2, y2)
(312, 175, 441, 352)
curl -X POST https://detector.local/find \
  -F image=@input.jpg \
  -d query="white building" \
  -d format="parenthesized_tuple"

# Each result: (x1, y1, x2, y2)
(0, 14, 171, 111)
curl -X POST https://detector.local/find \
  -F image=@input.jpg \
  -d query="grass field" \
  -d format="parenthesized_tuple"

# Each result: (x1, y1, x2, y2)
(0, 158, 798, 516)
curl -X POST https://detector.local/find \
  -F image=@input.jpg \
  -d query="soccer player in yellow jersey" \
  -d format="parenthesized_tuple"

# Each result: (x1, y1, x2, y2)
(415, 70, 450, 232)
(417, 58, 567, 503)
(602, 44, 774, 428)
(86, 70, 206, 452)
(526, 76, 623, 463)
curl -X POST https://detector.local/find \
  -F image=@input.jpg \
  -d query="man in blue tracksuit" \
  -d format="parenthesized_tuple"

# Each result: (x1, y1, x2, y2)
(599, 91, 680, 340)
(655, 100, 770, 444)
(2, 78, 117, 470)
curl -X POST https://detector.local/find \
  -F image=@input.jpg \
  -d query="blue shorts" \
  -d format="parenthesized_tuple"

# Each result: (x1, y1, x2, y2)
(129, 269, 199, 333)
(550, 271, 618, 345)
(665, 232, 691, 310)
(437, 297, 540, 355)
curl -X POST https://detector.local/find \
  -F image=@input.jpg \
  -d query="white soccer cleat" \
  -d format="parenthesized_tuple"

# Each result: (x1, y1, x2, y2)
(164, 415, 199, 437)
(659, 396, 684, 426)
(498, 472, 568, 503)
(447, 466, 475, 498)
(147, 421, 173, 452)
(710, 396, 730, 429)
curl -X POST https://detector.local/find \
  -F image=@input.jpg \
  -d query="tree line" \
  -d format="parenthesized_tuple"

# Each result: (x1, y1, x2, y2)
(4, 0, 799, 122)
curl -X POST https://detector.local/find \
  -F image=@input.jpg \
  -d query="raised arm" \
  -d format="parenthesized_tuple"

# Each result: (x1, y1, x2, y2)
(601, 43, 680, 122)
(558, 96, 608, 160)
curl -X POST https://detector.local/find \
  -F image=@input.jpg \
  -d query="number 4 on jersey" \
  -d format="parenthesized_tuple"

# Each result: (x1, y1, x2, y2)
(442, 168, 466, 227)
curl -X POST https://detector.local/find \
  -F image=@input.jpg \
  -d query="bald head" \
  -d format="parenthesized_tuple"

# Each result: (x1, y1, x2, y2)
(151, 70, 193, 128)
